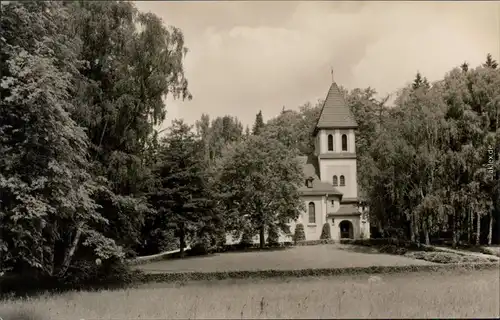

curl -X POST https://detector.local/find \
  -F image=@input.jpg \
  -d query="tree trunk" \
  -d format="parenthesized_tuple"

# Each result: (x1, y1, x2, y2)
(424, 224, 430, 245)
(45, 219, 56, 277)
(179, 223, 186, 258)
(468, 208, 472, 245)
(259, 224, 265, 249)
(57, 221, 84, 277)
(415, 219, 420, 243)
(37, 219, 44, 273)
(487, 210, 493, 246)
(410, 215, 416, 242)
(476, 212, 481, 246)
(452, 212, 458, 248)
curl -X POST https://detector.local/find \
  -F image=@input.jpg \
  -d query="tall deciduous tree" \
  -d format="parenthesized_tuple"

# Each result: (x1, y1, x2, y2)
(263, 100, 323, 155)
(195, 114, 244, 163)
(0, 1, 122, 278)
(67, 1, 192, 256)
(214, 133, 305, 248)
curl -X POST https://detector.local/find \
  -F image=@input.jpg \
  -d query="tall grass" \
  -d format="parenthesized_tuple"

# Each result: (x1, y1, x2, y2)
(1, 269, 498, 319)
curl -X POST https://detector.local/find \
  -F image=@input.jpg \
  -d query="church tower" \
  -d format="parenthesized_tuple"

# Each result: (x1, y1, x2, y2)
(286, 78, 369, 241)
(313, 81, 359, 203)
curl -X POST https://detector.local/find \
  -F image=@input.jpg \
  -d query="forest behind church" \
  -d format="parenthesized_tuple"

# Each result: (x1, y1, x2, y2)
(1, 1, 499, 291)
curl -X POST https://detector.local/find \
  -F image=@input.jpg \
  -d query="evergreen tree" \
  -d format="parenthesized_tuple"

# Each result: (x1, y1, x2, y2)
(149, 120, 219, 257)
(460, 62, 469, 72)
(320, 223, 332, 240)
(240, 229, 255, 248)
(483, 53, 498, 69)
(293, 224, 306, 243)
(252, 110, 265, 135)
(412, 71, 430, 90)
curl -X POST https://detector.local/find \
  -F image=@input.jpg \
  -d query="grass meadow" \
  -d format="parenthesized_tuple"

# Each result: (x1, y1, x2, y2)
(137, 244, 435, 274)
(1, 269, 498, 319)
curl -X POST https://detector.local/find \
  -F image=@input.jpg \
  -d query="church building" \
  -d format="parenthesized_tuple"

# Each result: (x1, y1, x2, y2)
(290, 80, 370, 240)
(225, 80, 370, 245)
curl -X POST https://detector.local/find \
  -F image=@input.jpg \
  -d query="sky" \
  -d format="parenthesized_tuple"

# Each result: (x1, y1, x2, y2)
(134, 1, 500, 130)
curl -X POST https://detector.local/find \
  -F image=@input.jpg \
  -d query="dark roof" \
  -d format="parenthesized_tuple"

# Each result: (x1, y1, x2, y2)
(327, 204, 360, 217)
(297, 155, 342, 196)
(315, 82, 358, 132)
(336, 204, 359, 215)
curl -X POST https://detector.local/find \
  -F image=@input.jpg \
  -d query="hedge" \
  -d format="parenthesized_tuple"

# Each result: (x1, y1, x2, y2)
(137, 262, 499, 284)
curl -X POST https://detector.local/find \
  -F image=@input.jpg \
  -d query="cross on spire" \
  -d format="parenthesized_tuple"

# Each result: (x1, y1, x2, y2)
(330, 67, 334, 83)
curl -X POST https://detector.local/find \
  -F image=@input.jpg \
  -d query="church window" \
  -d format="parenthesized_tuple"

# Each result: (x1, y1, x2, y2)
(340, 175, 345, 186)
(308, 202, 316, 223)
(333, 175, 338, 186)
(341, 134, 348, 151)
(306, 177, 313, 188)
(328, 134, 334, 151)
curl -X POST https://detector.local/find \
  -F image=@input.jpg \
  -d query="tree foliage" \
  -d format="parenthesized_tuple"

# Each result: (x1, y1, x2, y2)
(0, 1, 123, 279)
(0, 0, 192, 287)
(212, 133, 305, 248)
(262, 101, 323, 155)
(356, 61, 499, 246)
(68, 1, 191, 256)
(252, 110, 265, 135)
(195, 114, 243, 163)
(1, 0, 499, 295)
(149, 120, 221, 256)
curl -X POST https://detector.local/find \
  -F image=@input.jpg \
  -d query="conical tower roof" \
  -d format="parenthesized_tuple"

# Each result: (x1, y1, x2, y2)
(314, 82, 358, 134)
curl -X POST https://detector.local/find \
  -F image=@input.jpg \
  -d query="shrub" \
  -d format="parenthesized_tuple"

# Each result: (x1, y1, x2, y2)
(239, 229, 254, 248)
(379, 244, 408, 255)
(320, 223, 331, 240)
(139, 262, 499, 283)
(296, 239, 335, 246)
(62, 257, 140, 290)
(0, 257, 141, 298)
(293, 224, 306, 243)
(267, 227, 280, 246)
(189, 234, 213, 256)
(405, 251, 494, 264)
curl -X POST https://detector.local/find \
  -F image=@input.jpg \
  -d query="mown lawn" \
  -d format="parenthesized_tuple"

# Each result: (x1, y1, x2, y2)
(1, 269, 498, 319)
(137, 244, 435, 274)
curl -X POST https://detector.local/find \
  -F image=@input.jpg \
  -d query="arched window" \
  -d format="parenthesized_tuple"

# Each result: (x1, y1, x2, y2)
(340, 175, 345, 186)
(341, 134, 348, 151)
(308, 202, 316, 223)
(327, 134, 334, 151)
(332, 175, 338, 186)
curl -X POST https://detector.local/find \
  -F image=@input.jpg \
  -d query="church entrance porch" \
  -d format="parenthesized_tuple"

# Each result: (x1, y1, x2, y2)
(339, 220, 354, 239)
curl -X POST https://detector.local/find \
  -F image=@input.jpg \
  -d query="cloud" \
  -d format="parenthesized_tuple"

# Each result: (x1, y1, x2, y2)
(135, 1, 500, 127)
